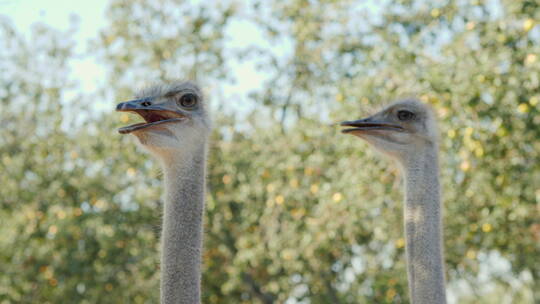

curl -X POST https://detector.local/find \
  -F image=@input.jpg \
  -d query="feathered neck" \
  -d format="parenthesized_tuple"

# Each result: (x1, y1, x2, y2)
(401, 145, 446, 304)
(160, 144, 207, 304)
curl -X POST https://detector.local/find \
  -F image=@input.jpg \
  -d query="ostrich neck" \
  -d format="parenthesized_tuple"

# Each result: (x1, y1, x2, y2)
(402, 146, 446, 304)
(160, 145, 207, 304)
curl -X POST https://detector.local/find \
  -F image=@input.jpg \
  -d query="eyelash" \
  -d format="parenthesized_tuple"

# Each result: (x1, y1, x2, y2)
(165, 92, 180, 98)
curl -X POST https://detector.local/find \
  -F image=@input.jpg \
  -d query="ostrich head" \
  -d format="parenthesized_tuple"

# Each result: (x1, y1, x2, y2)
(340, 99, 438, 160)
(116, 81, 211, 157)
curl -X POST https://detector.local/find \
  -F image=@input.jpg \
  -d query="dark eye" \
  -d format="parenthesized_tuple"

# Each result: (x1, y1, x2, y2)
(179, 94, 197, 108)
(397, 110, 415, 121)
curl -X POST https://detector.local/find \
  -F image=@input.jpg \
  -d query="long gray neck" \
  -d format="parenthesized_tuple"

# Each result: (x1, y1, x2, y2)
(401, 146, 446, 304)
(160, 145, 207, 304)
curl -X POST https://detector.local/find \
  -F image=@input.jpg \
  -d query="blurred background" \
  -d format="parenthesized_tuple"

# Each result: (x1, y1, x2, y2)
(1, 0, 539, 303)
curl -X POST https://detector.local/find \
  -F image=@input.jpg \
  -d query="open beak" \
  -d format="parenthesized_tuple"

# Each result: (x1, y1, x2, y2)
(116, 98, 186, 134)
(340, 118, 404, 134)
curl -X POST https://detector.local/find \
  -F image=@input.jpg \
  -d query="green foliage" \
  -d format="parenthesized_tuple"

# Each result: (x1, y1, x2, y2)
(1, 0, 539, 303)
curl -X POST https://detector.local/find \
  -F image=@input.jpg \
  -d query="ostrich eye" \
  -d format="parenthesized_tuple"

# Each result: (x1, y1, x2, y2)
(179, 93, 197, 108)
(397, 110, 415, 121)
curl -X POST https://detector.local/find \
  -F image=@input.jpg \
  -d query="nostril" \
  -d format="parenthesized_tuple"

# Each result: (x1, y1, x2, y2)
(141, 101, 152, 107)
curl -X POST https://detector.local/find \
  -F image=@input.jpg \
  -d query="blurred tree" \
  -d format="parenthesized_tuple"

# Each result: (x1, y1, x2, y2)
(0, 17, 161, 303)
(94, 0, 236, 94)
(0, 0, 539, 303)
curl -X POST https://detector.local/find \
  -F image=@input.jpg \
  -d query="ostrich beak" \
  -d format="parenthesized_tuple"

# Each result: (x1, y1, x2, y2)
(340, 118, 404, 134)
(116, 98, 187, 134)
